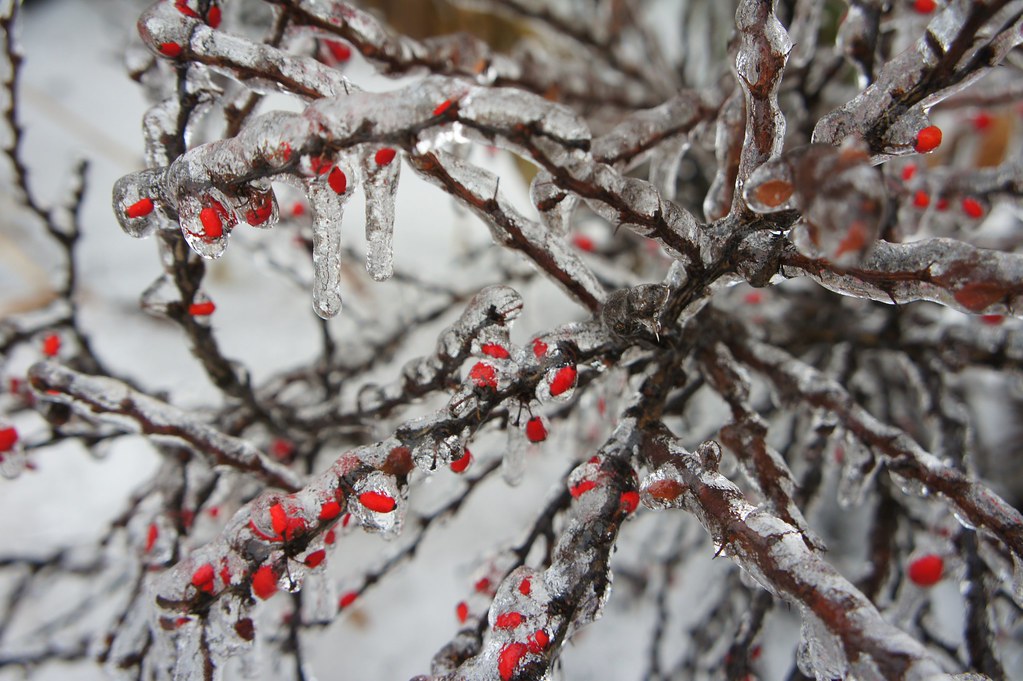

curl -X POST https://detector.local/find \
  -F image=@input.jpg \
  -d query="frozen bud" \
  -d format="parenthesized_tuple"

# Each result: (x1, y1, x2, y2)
(601, 284, 669, 343)
(746, 138, 884, 264)
(641, 464, 687, 510)
(697, 441, 722, 470)
(352, 472, 403, 535)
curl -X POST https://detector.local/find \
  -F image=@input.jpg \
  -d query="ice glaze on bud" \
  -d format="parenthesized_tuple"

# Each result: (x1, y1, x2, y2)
(125, 198, 154, 218)
(359, 491, 396, 513)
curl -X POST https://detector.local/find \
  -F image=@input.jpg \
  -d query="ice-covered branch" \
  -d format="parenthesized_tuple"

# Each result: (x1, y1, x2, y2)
(27, 362, 302, 492)
(638, 428, 948, 679)
(429, 421, 641, 681)
(724, 332, 1023, 568)
(779, 237, 1023, 317)
(815, 0, 1023, 156)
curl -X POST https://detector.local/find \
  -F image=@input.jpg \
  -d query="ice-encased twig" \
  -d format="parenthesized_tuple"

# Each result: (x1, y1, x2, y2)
(409, 150, 606, 311)
(696, 340, 825, 552)
(429, 421, 641, 681)
(137, 0, 351, 99)
(779, 236, 1023, 317)
(269, 0, 660, 109)
(592, 89, 711, 170)
(641, 430, 948, 680)
(724, 334, 1023, 567)
(731, 0, 791, 215)
(814, 0, 1023, 154)
(27, 362, 302, 492)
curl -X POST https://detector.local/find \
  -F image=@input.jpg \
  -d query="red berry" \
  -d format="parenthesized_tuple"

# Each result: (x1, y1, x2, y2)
(269, 503, 289, 537)
(474, 577, 491, 593)
(481, 343, 510, 359)
(325, 40, 351, 62)
(325, 529, 336, 545)
(251, 565, 278, 599)
(304, 549, 326, 568)
(912, 190, 930, 209)
(199, 206, 223, 239)
(191, 564, 215, 592)
(971, 111, 992, 131)
(188, 301, 216, 316)
(175, 1, 200, 18)
(433, 99, 454, 117)
(914, 126, 942, 153)
(743, 291, 763, 305)
(907, 554, 944, 586)
(374, 147, 397, 166)
(0, 427, 19, 452)
(901, 164, 917, 181)
(955, 282, 1004, 312)
(961, 197, 984, 219)
(549, 366, 577, 396)
(327, 166, 347, 194)
(936, 197, 949, 211)
(525, 417, 547, 443)
(158, 42, 182, 58)
(42, 334, 60, 357)
(206, 5, 221, 28)
(469, 362, 498, 389)
(244, 194, 274, 225)
(572, 234, 595, 252)
(291, 202, 305, 217)
(620, 491, 640, 513)
(527, 629, 549, 654)
(449, 448, 472, 473)
(913, 0, 936, 13)
(456, 601, 469, 623)
(498, 642, 528, 681)
(145, 523, 159, 552)
(495, 612, 524, 629)
(338, 591, 358, 608)
(532, 339, 548, 357)
(270, 438, 295, 460)
(125, 197, 154, 218)
(518, 578, 531, 596)
(359, 491, 396, 513)
(319, 500, 342, 521)
(647, 479, 686, 503)
(570, 480, 597, 498)
(981, 314, 1004, 326)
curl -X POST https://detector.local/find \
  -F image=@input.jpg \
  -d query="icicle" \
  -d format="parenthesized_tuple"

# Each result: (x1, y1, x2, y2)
(360, 146, 401, 281)
(502, 427, 527, 486)
(307, 176, 353, 319)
